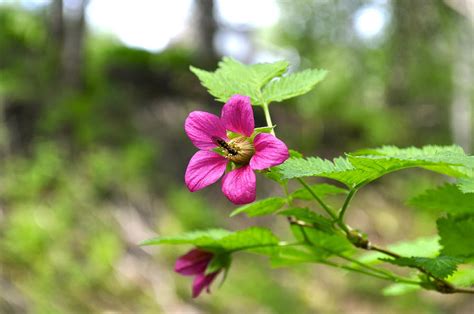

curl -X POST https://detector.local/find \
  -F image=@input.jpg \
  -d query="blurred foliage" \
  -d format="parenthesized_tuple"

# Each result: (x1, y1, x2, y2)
(0, 1, 472, 313)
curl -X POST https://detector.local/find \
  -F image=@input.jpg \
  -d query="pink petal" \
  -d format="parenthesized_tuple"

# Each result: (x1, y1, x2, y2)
(250, 133, 289, 170)
(185, 151, 228, 192)
(175, 249, 213, 276)
(185, 111, 227, 150)
(221, 165, 256, 204)
(221, 95, 254, 137)
(192, 271, 219, 298)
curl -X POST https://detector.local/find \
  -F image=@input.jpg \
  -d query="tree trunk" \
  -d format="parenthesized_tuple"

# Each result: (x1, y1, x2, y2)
(61, 0, 87, 90)
(450, 17, 473, 153)
(193, 0, 218, 68)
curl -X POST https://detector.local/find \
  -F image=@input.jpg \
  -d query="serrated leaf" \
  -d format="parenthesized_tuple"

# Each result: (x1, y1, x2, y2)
(190, 57, 289, 106)
(290, 183, 348, 201)
(409, 184, 474, 214)
(278, 156, 359, 187)
(381, 256, 463, 279)
(437, 215, 474, 257)
(359, 236, 441, 264)
(230, 197, 287, 217)
(141, 229, 231, 247)
(278, 145, 474, 188)
(352, 145, 474, 178)
(141, 227, 279, 254)
(262, 68, 327, 103)
(278, 207, 335, 233)
(458, 178, 474, 193)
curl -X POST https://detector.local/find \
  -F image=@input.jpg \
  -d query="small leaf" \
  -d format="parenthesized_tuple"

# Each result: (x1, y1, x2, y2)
(437, 214, 474, 257)
(381, 256, 463, 279)
(262, 69, 327, 104)
(251, 125, 276, 137)
(230, 197, 287, 217)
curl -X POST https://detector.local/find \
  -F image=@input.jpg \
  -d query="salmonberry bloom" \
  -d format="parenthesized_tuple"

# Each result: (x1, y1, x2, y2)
(174, 248, 220, 298)
(185, 95, 289, 204)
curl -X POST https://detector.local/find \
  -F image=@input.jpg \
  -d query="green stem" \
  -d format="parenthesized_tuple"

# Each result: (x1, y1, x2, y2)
(336, 254, 420, 285)
(262, 103, 275, 135)
(297, 178, 351, 234)
(338, 188, 357, 222)
(321, 260, 392, 281)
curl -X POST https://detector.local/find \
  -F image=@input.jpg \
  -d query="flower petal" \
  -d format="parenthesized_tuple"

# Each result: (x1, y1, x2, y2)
(192, 272, 219, 298)
(185, 151, 227, 192)
(185, 111, 227, 150)
(250, 133, 289, 170)
(221, 165, 256, 204)
(175, 249, 213, 276)
(221, 95, 254, 137)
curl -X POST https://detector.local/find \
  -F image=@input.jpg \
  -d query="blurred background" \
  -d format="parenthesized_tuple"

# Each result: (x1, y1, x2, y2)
(0, 0, 473, 313)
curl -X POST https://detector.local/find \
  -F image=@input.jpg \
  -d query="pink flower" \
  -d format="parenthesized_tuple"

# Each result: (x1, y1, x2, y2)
(184, 95, 289, 204)
(174, 248, 220, 298)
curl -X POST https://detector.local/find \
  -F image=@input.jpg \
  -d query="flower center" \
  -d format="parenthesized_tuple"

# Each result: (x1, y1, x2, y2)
(212, 136, 255, 164)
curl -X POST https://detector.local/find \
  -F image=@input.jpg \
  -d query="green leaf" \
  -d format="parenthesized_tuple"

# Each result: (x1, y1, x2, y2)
(219, 227, 280, 254)
(262, 68, 327, 104)
(141, 227, 279, 254)
(458, 178, 474, 193)
(270, 245, 325, 267)
(251, 125, 276, 137)
(302, 228, 354, 255)
(290, 183, 348, 201)
(278, 207, 335, 233)
(437, 215, 474, 257)
(359, 236, 441, 264)
(140, 229, 231, 247)
(449, 267, 474, 287)
(230, 197, 287, 217)
(278, 145, 474, 188)
(205, 253, 231, 275)
(278, 156, 359, 187)
(381, 256, 463, 279)
(190, 57, 289, 106)
(352, 145, 474, 178)
(409, 184, 474, 214)
(289, 149, 304, 159)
